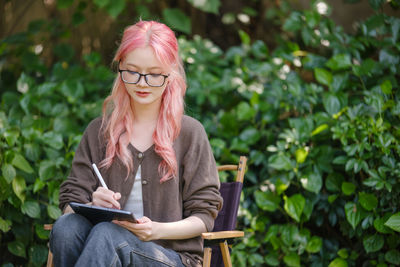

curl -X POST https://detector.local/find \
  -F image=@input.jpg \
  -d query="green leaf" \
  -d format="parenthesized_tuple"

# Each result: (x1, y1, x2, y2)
(385, 249, 400, 265)
(72, 11, 85, 26)
(276, 179, 290, 195)
(24, 143, 40, 162)
(326, 173, 344, 192)
(333, 156, 347, 165)
(254, 191, 280, 212)
(345, 158, 356, 172)
(281, 224, 298, 246)
(11, 153, 34, 173)
(301, 172, 322, 194)
(283, 252, 300, 267)
(238, 30, 250, 45)
(379, 49, 399, 68)
(380, 80, 392, 95)
(268, 154, 293, 171)
(311, 124, 328, 136)
(284, 194, 305, 222)
(342, 182, 356, 196)
(12, 176, 26, 202)
(47, 205, 62, 220)
(187, 0, 220, 14)
(33, 179, 46, 193)
(331, 73, 349, 92)
(328, 258, 348, 267)
(2, 163, 16, 184)
(295, 148, 308, 163)
(39, 160, 56, 181)
(42, 132, 64, 150)
(239, 128, 261, 145)
(21, 201, 41, 219)
(328, 194, 338, 203)
(57, 0, 74, 9)
(374, 216, 393, 234)
(29, 245, 48, 266)
(35, 224, 50, 240)
(105, 0, 125, 18)
(8, 241, 26, 258)
(345, 202, 361, 229)
(352, 58, 376, 76)
(4, 129, 20, 146)
(323, 93, 341, 115)
(391, 18, 400, 44)
(249, 253, 264, 265)
(0, 217, 12, 232)
(303, 197, 314, 220)
(306, 236, 322, 253)
(162, 8, 191, 34)
(384, 212, 400, 232)
(358, 192, 378, 211)
(315, 68, 333, 87)
(283, 12, 302, 32)
(265, 252, 279, 266)
(363, 234, 384, 253)
(326, 54, 352, 71)
(237, 102, 256, 121)
(338, 249, 349, 259)
(93, 0, 110, 8)
(368, 0, 384, 10)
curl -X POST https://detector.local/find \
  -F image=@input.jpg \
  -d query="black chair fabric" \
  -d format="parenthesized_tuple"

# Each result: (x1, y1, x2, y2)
(209, 181, 243, 266)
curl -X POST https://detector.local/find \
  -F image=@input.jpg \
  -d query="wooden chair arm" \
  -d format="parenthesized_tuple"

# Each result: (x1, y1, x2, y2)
(217, 165, 239, 171)
(44, 224, 53, 231)
(201, 230, 244, 240)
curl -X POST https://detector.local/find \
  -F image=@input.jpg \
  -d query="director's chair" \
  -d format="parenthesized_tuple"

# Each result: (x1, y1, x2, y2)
(202, 156, 247, 267)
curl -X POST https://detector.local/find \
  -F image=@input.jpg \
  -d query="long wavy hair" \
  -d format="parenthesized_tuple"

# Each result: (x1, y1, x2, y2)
(99, 21, 186, 183)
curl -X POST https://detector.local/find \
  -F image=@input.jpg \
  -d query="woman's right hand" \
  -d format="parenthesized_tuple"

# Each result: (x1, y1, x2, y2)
(92, 187, 121, 209)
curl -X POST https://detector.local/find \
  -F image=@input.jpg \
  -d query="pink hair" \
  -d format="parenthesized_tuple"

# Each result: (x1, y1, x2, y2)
(100, 21, 186, 183)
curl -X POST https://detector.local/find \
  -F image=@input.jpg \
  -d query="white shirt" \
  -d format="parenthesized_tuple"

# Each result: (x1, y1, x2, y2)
(124, 165, 144, 218)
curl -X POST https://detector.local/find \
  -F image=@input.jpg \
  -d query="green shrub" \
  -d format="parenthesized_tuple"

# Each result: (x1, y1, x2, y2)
(181, 2, 400, 267)
(0, 27, 114, 264)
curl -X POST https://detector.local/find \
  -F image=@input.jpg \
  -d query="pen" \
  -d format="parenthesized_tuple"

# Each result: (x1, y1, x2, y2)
(92, 163, 108, 189)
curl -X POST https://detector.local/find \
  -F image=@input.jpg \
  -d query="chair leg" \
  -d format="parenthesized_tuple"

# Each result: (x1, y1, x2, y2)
(219, 240, 232, 267)
(46, 248, 54, 267)
(203, 247, 212, 267)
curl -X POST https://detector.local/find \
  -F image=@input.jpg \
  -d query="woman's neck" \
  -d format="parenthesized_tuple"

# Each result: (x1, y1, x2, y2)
(129, 101, 160, 152)
(130, 101, 160, 124)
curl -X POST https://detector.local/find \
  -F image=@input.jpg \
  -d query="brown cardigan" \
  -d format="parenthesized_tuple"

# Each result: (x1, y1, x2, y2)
(58, 115, 223, 267)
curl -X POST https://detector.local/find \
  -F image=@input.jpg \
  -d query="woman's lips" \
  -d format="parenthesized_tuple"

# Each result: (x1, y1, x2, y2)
(135, 91, 150, 97)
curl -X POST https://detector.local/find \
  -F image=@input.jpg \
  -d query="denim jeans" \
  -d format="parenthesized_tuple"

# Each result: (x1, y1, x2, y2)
(50, 213, 185, 267)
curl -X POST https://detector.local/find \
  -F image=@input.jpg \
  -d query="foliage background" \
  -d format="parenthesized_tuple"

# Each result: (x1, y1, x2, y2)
(1, 0, 400, 266)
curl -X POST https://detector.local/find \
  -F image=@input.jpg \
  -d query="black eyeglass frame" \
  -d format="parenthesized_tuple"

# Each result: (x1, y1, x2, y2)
(118, 68, 169, 87)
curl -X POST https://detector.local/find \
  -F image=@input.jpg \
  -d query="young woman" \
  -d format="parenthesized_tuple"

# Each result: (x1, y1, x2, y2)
(50, 20, 223, 267)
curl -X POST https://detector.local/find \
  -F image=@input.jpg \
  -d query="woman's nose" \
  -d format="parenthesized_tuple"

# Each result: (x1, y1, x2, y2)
(136, 76, 148, 87)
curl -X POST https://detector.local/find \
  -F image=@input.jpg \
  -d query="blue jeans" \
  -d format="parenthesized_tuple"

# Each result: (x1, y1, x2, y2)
(50, 213, 185, 267)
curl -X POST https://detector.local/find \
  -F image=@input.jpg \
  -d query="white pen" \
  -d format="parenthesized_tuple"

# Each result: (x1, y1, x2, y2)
(92, 163, 108, 189)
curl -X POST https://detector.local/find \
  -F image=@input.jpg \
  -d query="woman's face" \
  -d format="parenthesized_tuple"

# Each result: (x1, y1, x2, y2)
(120, 46, 170, 109)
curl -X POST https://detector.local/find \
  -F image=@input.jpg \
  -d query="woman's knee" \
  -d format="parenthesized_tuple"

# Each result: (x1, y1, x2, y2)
(89, 222, 127, 241)
(89, 222, 140, 247)
(50, 213, 92, 245)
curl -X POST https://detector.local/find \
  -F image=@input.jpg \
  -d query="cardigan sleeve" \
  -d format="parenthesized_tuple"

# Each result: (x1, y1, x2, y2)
(58, 118, 103, 212)
(180, 117, 223, 232)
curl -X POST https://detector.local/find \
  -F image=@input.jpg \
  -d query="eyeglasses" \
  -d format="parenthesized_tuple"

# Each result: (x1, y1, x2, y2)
(118, 68, 169, 87)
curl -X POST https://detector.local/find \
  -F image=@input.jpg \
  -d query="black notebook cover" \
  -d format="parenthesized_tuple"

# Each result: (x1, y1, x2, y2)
(69, 202, 137, 225)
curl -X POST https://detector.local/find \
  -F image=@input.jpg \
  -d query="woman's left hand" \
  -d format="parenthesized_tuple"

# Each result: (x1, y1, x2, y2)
(113, 217, 159, 241)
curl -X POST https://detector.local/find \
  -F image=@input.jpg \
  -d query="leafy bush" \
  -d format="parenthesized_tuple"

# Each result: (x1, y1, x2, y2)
(0, 27, 114, 264)
(1, 0, 400, 266)
(181, 2, 400, 266)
